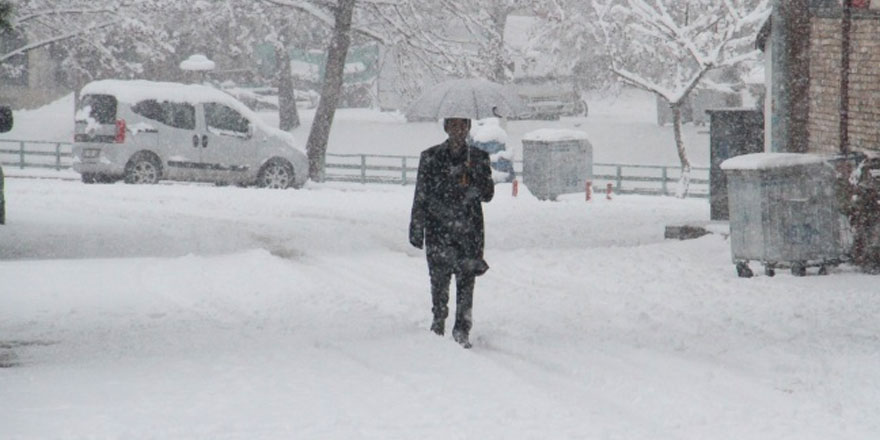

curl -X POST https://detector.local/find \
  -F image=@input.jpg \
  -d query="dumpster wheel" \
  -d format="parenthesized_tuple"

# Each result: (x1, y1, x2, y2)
(791, 262, 807, 277)
(738, 259, 840, 278)
(735, 261, 754, 278)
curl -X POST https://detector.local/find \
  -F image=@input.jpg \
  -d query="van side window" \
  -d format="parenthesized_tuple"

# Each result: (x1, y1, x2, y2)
(132, 100, 164, 122)
(132, 100, 195, 130)
(164, 102, 195, 130)
(205, 103, 250, 138)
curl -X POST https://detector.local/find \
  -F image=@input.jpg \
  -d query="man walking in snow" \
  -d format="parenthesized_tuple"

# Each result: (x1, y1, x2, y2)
(409, 117, 495, 348)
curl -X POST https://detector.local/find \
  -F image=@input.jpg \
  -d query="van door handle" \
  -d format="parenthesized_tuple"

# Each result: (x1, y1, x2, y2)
(192, 135, 199, 148)
(201, 135, 208, 148)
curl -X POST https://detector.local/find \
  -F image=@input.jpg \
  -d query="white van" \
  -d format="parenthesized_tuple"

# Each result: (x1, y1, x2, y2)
(73, 80, 308, 189)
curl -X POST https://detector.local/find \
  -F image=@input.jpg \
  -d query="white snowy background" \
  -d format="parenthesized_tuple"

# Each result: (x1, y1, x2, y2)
(1, 91, 879, 439)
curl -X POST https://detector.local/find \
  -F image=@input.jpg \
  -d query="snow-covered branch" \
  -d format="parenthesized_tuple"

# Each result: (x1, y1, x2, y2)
(14, 7, 118, 24)
(0, 19, 115, 64)
(591, 0, 769, 193)
(596, 0, 769, 101)
(1, 0, 182, 89)
(259, 0, 337, 27)
(259, 0, 388, 43)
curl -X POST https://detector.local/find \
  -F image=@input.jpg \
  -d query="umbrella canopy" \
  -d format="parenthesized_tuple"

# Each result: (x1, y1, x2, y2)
(405, 78, 530, 121)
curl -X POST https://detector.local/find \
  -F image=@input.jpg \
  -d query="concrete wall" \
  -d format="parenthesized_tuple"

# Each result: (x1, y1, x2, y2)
(0, 46, 68, 110)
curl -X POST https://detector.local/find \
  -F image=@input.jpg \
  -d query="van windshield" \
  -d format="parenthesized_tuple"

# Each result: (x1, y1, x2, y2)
(77, 94, 117, 124)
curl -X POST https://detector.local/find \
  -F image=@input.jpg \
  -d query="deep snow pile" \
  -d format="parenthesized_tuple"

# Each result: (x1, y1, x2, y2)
(1, 178, 879, 439)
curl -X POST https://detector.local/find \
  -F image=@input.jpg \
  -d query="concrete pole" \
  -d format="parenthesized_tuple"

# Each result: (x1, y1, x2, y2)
(770, 0, 811, 153)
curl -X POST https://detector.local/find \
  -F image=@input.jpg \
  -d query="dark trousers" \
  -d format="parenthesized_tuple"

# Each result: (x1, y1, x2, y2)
(428, 262, 475, 335)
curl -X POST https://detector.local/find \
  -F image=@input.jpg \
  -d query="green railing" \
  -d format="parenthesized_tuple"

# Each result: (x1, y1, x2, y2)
(323, 153, 709, 198)
(0, 139, 73, 171)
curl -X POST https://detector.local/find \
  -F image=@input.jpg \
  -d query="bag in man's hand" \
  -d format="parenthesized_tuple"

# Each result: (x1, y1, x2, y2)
(460, 258, 490, 276)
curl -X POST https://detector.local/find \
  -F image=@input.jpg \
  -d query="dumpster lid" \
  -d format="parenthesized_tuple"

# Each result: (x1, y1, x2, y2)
(522, 128, 589, 142)
(720, 152, 828, 171)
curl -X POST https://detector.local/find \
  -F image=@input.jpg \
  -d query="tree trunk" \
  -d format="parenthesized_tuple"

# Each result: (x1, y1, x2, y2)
(276, 45, 300, 131)
(671, 103, 692, 198)
(305, 0, 355, 182)
(488, 2, 508, 83)
(0, 2, 12, 32)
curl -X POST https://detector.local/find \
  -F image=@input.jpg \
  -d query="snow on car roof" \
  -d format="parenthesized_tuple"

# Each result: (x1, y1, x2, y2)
(720, 153, 829, 171)
(80, 80, 302, 153)
(82, 80, 244, 107)
(522, 128, 589, 142)
(471, 118, 508, 143)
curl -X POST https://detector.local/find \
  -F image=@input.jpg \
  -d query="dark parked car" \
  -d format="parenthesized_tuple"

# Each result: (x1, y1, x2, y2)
(0, 105, 12, 224)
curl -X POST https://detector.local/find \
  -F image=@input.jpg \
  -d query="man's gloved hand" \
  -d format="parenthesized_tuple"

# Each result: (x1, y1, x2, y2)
(463, 185, 482, 201)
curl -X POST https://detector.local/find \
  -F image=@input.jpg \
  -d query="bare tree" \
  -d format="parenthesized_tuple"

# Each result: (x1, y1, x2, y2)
(304, 0, 356, 181)
(373, 0, 534, 85)
(262, 0, 394, 181)
(0, 1, 12, 31)
(168, 1, 327, 131)
(594, 0, 769, 197)
(528, 0, 614, 91)
(262, 0, 538, 180)
(275, 41, 300, 131)
(432, 0, 534, 83)
(359, 0, 470, 97)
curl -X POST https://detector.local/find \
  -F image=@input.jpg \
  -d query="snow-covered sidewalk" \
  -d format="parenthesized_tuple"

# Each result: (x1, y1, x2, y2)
(1, 178, 878, 439)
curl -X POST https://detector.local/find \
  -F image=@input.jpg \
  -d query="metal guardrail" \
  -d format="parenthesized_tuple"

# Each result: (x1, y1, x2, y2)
(592, 162, 710, 197)
(323, 153, 710, 198)
(324, 153, 419, 185)
(0, 139, 710, 197)
(0, 139, 73, 171)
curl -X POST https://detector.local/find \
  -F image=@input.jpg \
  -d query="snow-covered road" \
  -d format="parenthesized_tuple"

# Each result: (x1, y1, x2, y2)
(1, 178, 878, 439)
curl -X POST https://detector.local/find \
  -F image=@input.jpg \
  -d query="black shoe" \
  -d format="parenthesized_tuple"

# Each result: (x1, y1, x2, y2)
(430, 319, 445, 336)
(452, 329, 472, 349)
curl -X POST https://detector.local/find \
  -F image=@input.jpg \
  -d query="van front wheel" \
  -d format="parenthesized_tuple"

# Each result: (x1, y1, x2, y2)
(257, 159, 294, 189)
(124, 153, 161, 184)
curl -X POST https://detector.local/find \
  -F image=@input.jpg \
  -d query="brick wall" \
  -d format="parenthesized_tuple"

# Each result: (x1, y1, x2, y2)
(846, 17, 880, 150)
(808, 15, 880, 154)
(808, 18, 843, 153)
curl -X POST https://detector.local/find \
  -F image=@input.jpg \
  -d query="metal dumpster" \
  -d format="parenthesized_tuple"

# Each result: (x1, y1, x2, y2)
(521, 129, 592, 201)
(721, 153, 850, 277)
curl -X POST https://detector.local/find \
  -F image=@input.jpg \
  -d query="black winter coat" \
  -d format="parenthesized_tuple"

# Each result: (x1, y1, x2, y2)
(409, 140, 494, 266)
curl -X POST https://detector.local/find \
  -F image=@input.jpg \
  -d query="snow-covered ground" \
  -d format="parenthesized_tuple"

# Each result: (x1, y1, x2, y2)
(2, 178, 879, 439)
(2, 91, 879, 439)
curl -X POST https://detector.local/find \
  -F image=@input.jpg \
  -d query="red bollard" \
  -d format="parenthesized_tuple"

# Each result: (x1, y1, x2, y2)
(606, 183, 613, 200)
(585, 180, 592, 201)
(512, 179, 519, 197)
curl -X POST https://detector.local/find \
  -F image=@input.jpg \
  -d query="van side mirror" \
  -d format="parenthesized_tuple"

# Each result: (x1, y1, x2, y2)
(247, 122, 255, 138)
(0, 106, 12, 133)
